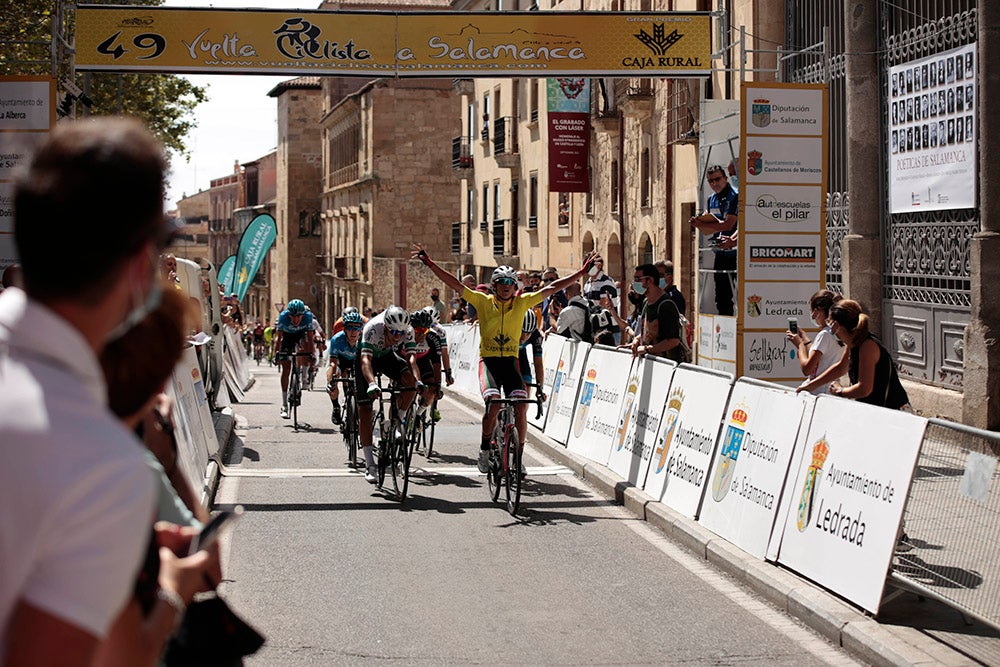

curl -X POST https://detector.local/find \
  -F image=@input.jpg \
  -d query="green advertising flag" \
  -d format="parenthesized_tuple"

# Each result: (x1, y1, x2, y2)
(232, 214, 277, 302)
(217, 255, 236, 295)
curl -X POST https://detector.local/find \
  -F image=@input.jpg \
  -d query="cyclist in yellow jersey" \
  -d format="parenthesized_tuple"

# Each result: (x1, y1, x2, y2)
(413, 243, 599, 472)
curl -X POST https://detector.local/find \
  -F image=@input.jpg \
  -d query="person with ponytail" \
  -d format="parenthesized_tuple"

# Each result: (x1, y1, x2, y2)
(797, 299, 911, 410)
(787, 290, 842, 394)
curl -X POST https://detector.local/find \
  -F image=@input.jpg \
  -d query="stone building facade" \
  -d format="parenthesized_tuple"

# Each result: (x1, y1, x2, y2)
(173, 189, 211, 263)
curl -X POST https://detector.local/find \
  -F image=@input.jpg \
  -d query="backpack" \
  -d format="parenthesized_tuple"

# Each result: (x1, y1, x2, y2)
(564, 298, 615, 345)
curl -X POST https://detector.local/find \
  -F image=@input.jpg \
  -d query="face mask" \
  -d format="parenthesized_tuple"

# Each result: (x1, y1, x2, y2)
(627, 291, 644, 306)
(105, 269, 162, 343)
(658, 277, 667, 289)
(431, 294, 439, 301)
(632, 280, 647, 295)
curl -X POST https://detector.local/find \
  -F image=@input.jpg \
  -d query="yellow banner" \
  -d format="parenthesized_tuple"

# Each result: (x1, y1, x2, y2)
(76, 7, 711, 77)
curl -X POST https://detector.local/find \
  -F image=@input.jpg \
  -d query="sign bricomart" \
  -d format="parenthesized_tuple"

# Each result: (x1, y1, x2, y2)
(76, 7, 711, 77)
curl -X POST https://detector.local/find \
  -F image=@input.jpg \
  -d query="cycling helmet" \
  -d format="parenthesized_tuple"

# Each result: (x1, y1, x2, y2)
(342, 306, 359, 317)
(342, 311, 364, 327)
(491, 265, 518, 284)
(410, 310, 433, 328)
(522, 309, 538, 333)
(287, 299, 306, 315)
(422, 305, 441, 325)
(382, 305, 410, 330)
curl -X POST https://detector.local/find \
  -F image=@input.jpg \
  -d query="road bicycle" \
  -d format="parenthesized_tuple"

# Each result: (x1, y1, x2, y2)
(413, 384, 440, 459)
(485, 385, 544, 516)
(329, 373, 360, 468)
(253, 340, 264, 365)
(277, 350, 312, 430)
(372, 383, 420, 502)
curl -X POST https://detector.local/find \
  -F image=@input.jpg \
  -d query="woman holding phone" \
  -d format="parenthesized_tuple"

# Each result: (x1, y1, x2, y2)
(787, 290, 841, 395)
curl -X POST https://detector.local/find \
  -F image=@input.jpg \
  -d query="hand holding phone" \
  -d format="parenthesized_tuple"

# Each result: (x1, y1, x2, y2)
(188, 506, 243, 556)
(788, 318, 799, 334)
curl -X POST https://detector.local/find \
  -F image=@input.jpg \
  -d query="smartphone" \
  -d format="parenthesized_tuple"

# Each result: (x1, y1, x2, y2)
(188, 505, 243, 555)
(788, 318, 799, 334)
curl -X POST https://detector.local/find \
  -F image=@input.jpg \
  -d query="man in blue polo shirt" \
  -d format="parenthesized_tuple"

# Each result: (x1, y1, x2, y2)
(689, 164, 738, 316)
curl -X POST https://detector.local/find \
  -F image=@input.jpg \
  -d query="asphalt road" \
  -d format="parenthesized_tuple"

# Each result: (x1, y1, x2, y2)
(215, 364, 860, 666)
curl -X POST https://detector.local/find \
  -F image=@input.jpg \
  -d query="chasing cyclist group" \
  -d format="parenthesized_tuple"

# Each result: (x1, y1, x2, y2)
(272, 243, 599, 485)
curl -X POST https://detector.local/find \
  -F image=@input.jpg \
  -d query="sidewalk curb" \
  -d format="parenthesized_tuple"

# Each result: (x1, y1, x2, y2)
(445, 390, 964, 667)
(206, 406, 236, 506)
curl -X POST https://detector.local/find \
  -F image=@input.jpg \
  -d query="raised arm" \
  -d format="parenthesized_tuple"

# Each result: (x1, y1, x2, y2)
(538, 251, 599, 300)
(412, 244, 464, 295)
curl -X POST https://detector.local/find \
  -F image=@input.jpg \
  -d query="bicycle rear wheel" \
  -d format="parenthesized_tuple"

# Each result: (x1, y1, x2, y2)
(345, 396, 358, 468)
(504, 425, 522, 515)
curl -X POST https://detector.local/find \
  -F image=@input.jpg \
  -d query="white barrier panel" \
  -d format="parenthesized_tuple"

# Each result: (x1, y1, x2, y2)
(543, 339, 591, 445)
(529, 334, 565, 430)
(775, 396, 927, 613)
(168, 347, 218, 493)
(643, 364, 734, 517)
(444, 323, 482, 401)
(565, 346, 635, 465)
(607, 356, 677, 486)
(698, 380, 812, 559)
(222, 325, 251, 392)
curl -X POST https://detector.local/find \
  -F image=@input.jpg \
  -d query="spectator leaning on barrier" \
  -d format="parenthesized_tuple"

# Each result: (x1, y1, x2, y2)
(556, 282, 589, 341)
(797, 299, 911, 410)
(654, 259, 686, 316)
(0, 116, 179, 664)
(629, 263, 688, 363)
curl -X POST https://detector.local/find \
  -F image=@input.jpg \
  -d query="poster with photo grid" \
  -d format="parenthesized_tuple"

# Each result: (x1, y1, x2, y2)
(888, 43, 976, 213)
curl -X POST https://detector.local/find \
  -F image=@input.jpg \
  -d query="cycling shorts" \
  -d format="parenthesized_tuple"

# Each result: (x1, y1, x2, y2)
(415, 355, 438, 383)
(278, 331, 306, 355)
(354, 349, 410, 404)
(479, 356, 526, 400)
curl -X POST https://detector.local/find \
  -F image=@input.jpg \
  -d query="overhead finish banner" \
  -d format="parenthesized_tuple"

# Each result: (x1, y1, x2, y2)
(75, 7, 711, 77)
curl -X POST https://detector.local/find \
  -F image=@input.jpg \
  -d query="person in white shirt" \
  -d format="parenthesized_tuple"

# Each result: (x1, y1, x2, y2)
(788, 290, 843, 394)
(0, 117, 210, 666)
(583, 257, 618, 306)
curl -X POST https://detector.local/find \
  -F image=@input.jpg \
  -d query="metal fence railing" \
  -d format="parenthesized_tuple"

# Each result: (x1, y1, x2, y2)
(889, 418, 1000, 632)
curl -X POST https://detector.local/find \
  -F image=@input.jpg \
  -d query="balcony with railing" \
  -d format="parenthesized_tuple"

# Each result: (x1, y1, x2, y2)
(492, 116, 519, 170)
(617, 78, 655, 118)
(316, 253, 332, 276)
(492, 218, 507, 256)
(334, 256, 359, 280)
(451, 136, 473, 175)
(326, 162, 360, 189)
(451, 221, 462, 254)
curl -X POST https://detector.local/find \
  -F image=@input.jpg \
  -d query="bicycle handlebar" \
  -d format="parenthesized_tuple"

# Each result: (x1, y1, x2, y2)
(487, 384, 545, 420)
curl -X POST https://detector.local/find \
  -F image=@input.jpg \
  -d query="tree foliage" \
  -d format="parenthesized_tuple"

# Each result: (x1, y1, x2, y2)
(0, 0, 207, 158)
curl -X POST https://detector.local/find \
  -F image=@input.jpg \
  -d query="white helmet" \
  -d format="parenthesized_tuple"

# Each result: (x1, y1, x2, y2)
(491, 265, 518, 284)
(522, 309, 538, 333)
(383, 305, 410, 330)
(422, 305, 441, 325)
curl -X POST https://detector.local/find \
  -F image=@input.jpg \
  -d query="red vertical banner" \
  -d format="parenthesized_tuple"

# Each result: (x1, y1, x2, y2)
(547, 78, 591, 193)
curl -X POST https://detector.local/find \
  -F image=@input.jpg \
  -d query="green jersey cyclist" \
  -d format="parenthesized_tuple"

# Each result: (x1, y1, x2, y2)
(412, 243, 598, 473)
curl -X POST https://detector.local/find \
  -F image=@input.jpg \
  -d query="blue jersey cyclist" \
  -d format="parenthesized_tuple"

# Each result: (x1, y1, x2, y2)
(414, 242, 597, 474)
(326, 309, 363, 426)
(275, 299, 315, 419)
(355, 306, 419, 483)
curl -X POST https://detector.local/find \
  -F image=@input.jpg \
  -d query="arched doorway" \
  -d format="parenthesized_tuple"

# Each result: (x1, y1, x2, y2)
(606, 232, 622, 284)
(582, 231, 595, 256)
(638, 232, 653, 266)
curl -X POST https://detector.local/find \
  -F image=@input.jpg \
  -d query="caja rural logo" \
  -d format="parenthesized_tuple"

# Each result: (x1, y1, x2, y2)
(625, 23, 701, 69)
(711, 403, 749, 502)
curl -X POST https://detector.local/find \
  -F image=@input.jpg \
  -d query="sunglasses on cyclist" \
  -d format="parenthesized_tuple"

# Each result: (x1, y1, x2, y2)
(387, 328, 407, 337)
(494, 278, 517, 286)
(345, 325, 362, 332)
(413, 326, 428, 335)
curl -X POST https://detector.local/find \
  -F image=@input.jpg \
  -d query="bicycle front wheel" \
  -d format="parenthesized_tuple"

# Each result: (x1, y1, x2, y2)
(425, 403, 437, 458)
(504, 425, 522, 515)
(345, 396, 358, 468)
(487, 428, 503, 503)
(290, 371, 301, 429)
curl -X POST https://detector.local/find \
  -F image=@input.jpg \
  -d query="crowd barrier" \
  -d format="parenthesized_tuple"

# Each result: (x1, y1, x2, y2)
(441, 323, 998, 626)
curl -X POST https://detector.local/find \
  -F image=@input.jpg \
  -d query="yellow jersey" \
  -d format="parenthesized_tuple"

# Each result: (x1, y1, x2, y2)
(464, 288, 546, 358)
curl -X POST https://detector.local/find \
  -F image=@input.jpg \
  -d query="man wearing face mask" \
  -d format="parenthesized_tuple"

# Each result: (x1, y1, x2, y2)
(689, 165, 738, 317)
(0, 117, 171, 665)
(629, 264, 687, 364)
(428, 287, 447, 324)
(583, 257, 618, 307)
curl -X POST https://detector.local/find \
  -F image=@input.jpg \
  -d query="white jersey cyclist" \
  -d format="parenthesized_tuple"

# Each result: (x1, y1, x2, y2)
(359, 310, 416, 359)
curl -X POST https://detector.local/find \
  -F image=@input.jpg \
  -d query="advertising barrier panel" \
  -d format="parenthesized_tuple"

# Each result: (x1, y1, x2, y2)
(607, 356, 677, 486)
(565, 346, 634, 465)
(543, 339, 590, 445)
(775, 396, 927, 613)
(529, 334, 565, 430)
(698, 380, 812, 559)
(643, 364, 734, 517)
(169, 347, 217, 493)
(443, 323, 481, 400)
